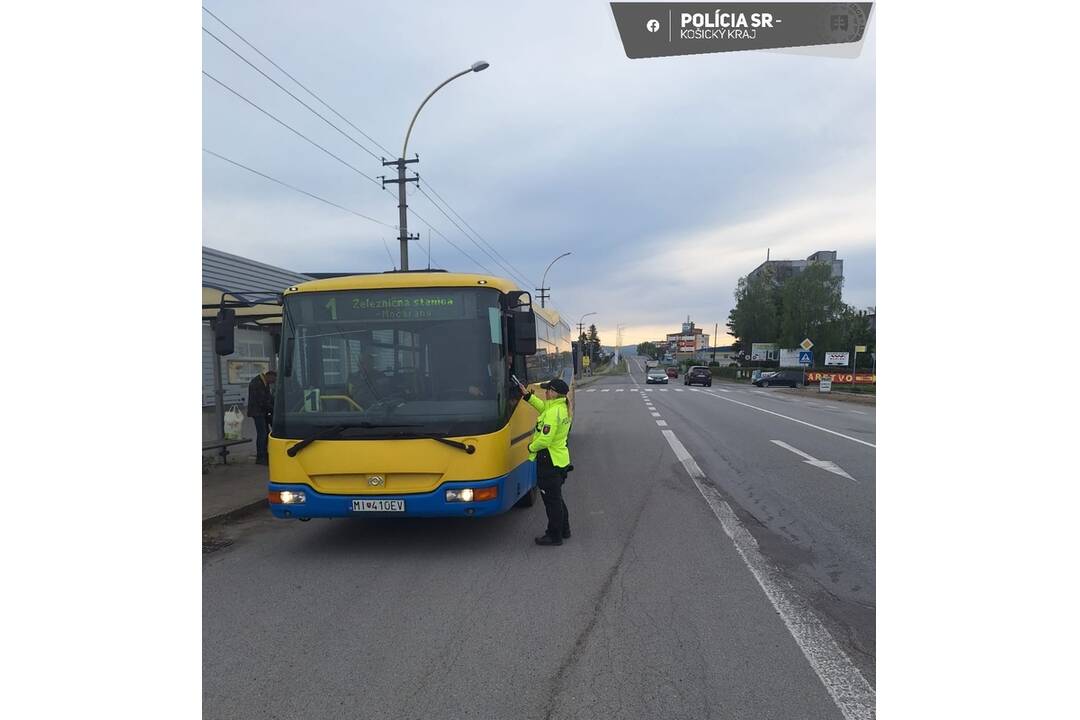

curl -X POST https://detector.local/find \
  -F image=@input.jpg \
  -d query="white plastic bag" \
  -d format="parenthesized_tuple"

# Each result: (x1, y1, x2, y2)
(224, 405, 244, 440)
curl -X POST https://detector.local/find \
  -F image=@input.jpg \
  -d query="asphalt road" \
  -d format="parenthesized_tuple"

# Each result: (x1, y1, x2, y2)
(204, 355, 876, 719)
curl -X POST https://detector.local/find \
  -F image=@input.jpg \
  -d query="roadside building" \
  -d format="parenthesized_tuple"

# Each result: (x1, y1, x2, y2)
(695, 346, 738, 364)
(666, 317, 710, 359)
(748, 249, 844, 285)
(202, 246, 312, 446)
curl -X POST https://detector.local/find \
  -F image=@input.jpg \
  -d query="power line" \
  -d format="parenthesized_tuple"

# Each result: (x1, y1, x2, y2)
(402, 200, 493, 274)
(203, 148, 396, 228)
(202, 5, 396, 158)
(415, 184, 532, 287)
(420, 178, 538, 288)
(202, 26, 383, 162)
(203, 70, 382, 187)
(201, 9, 517, 279)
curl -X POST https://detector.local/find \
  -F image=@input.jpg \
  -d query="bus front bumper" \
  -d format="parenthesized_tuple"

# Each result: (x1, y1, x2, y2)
(268, 469, 532, 519)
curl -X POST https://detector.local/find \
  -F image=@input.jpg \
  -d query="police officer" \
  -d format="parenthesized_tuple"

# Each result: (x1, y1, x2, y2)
(518, 376, 572, 546)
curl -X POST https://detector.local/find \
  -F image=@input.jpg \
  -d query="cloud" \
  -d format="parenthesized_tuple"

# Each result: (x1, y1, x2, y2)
(202, 1, 875, 345)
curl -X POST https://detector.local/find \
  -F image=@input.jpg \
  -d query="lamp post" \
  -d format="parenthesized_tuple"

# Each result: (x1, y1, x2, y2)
(537, 252, 571, 308)
(577, 311, 597, 374)
(383, 61, 489, 271)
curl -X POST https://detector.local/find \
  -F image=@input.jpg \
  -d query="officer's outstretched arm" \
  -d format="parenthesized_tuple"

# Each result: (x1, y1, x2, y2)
(526, 393, 546, 414)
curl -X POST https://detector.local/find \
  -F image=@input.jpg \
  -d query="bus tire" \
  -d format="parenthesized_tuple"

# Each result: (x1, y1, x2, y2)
(515, 484, 539, 508)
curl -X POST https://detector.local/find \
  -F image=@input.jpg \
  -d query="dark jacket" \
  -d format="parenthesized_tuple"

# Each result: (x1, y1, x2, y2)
(247, 374, 274, 417)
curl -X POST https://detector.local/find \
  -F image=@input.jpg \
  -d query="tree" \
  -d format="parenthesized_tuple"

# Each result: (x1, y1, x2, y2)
(587, 324, 601, 360)
(636, 341, 658, 358)
(727, 269, 779, 357)
(777, 263, 845, 348)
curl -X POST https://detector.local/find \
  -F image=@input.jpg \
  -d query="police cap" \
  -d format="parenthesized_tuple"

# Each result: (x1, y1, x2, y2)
(539, 378, 569, 394)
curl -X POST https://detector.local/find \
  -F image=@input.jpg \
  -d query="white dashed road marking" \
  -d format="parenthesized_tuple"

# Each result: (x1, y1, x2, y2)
(651, 412, 661, 417)
(656, 420, 668, 426)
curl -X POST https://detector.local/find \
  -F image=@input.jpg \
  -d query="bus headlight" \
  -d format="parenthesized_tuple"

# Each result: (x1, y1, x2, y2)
(269, 490, 306, 504)
(445, 487, 498, 502)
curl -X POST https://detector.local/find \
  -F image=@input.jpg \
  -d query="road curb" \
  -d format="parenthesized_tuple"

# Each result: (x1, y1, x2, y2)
(203, 499, 268, 530)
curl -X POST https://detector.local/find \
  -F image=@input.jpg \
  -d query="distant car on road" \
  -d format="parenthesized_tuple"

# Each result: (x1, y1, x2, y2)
(646, 368, 669, 384)
(665, 367, 678, 379)
(684, 366, 712, 387)
(753, 369, 804, 388)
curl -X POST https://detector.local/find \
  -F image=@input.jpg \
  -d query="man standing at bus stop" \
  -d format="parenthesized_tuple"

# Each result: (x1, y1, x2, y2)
(247, 368, 276, 465)
(518, 377, 572, 546)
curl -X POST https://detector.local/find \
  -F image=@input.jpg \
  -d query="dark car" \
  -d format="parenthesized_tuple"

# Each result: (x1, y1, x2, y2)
(753, 369, 804, 388)
(665, 367, 678, 379)
(646, 368, 669, 384)
(683, 366, 712, 387)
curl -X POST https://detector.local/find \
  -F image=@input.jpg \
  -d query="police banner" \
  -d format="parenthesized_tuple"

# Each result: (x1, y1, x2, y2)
(610, 3, 873, 59)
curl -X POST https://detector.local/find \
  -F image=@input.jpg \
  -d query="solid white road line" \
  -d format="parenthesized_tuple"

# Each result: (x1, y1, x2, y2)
(714, 388, 730, 393)
(660, 429, 876, 720)
(703, 392, 876, 449)
(848, 409, 866, 415)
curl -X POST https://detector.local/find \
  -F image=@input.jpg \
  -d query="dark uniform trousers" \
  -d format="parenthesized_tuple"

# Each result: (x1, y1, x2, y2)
(536, 449, 569, 538)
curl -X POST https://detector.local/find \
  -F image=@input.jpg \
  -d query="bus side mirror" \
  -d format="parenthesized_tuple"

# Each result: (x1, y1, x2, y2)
(214, 308, 236, 356)
(511, 309, 537, 355)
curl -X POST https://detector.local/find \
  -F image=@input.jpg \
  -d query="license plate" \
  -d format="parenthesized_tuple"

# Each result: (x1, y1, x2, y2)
(351, 499, 405, 513)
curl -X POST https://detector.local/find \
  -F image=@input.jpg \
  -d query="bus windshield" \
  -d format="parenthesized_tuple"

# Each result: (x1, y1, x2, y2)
(274, 286, 511, 439)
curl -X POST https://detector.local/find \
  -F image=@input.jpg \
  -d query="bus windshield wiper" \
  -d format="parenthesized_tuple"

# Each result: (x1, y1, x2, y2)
(285, 422, 420, 457)
(383, 431, 476, 454)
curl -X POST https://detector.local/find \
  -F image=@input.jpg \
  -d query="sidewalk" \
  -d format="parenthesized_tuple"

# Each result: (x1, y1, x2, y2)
(203, 457, 269, 526)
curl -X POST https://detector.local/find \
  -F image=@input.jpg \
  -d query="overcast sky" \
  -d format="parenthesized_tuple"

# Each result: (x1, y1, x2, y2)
(202, 1, 875, 346)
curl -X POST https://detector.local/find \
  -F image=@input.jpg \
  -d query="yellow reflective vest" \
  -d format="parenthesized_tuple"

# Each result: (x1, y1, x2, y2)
(526, 394, 571, 467)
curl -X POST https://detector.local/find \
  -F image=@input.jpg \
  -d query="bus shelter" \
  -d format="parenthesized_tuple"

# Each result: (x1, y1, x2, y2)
(202, 286, 283, 463)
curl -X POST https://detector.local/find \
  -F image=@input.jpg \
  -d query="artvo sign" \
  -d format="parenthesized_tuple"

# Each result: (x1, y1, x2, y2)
(610, 3, 873, 59)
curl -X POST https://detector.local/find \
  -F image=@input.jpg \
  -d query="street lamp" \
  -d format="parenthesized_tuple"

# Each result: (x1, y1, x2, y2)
(537, 252, 571, 308)
(383, 60, 490, 271)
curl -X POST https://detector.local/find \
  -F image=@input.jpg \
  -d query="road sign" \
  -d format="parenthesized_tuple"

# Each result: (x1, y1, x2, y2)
(751, 342, 778, 361)
(855, 345, 867, 352)
(779, 349, 801, 367)
(798, 350, 813, 365)
(582, 356, 590, 367)
(819, 376, 832, 392)
(825, 352, 849, 366)
(800, 338, 814, 351)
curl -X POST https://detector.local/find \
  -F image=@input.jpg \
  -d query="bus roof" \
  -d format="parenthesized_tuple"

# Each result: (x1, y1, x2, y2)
(284, 271, 520, 295)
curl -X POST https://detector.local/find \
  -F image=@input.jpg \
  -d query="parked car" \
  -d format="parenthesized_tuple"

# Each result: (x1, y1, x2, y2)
(665, 367, 678, 379)
(646, 368, 669, 384)
(683, 366, 712, 387)
(753, 369, 804, 388)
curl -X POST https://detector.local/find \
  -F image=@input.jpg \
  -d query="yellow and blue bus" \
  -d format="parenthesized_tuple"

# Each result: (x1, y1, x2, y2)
(267, 271, 574, 519)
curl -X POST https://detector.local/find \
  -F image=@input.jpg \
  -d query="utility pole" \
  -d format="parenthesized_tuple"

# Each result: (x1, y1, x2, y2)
(384, 61, 489, 272)
(381, 156, 419, 270)
(712, 322, 718, 363)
